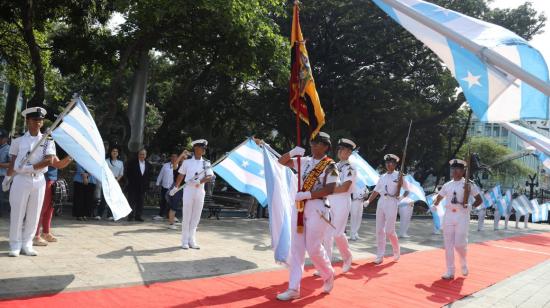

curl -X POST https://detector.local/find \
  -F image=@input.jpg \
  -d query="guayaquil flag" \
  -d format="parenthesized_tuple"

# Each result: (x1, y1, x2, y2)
(290, 2, 325, 139)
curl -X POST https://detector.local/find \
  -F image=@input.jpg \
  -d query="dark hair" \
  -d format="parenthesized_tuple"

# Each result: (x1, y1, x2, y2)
(107, 145, 122, 164)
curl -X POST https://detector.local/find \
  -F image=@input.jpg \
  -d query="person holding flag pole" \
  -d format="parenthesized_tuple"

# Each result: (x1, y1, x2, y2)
(276, 1, 332, 301)
(4, 100, 76, 257)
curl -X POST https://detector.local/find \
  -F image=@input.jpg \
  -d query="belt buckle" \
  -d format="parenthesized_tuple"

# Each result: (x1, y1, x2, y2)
(452, 208, 457, 213)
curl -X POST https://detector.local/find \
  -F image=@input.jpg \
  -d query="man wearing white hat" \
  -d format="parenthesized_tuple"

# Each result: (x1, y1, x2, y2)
(323, 138, 356, 273)
(4, 107, 55, 257)
(276, 132, 338, 301)
(170, 139, 213, 249)
(433, 159, 482, 279)
(364, 154, 409, 264)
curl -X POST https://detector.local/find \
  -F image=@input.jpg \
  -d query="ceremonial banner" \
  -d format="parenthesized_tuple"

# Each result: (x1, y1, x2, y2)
(427, 193, 445, 231)
(51, 98, 131, 220)
(502, 122, 550, 157)
(349, 151, 380, 190)
(373, 0, 549, 122)
(289, 2, 325, 139)
(512, 195, 531, 217)
(531, 199, 548, 222)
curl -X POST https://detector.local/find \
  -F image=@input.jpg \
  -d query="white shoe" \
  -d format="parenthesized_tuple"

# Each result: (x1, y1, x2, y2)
(175, 222, 182, 225)
(342, 258, 352, 273)
(107, 217, 114, 221)
(462, 265, 469, 276)
(21, 248, 38, 256)
(8, 250, 20, 257)
(373, 257, 383, 264)
(276, 289, 300, 301)
(400, 234, 410, 238)
(441, 272, 454, 280)
(94, 216, 101, 220)
(433, 230, 442, 235)
(189, 243, 200, 250)
(152, 215, 164, 221)
(174, 217, 180, 222)
(313, 270, 321, 277)
(322, 272, 335, 293)
(167, 224, 177, 230)
(393, 253, 400, 262)
(181, 244, 189, 250)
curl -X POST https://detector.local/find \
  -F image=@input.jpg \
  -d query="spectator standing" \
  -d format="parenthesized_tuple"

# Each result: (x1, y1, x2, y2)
(73, 163, 97, 220)
(96, 145, 124, 220)
(125, 149, 152, 222)
(154, 153, 178, 220)
(0, 129, 10, 217)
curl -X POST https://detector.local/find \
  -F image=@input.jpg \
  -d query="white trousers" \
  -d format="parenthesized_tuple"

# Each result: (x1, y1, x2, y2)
(494, 209, 512, 230)
(515, 213, 529, 228)
(181, 186, 205, 246)
(477, 208, 486, 231)
(288, 199, 333, 291)
(349, 199, 364, 238)
(375, 197, 400, 258)
(398, 204, 413, 237)
(9, 174, 46, 251)
(443, 207, 469, 274)
(323, 195, 352, 262)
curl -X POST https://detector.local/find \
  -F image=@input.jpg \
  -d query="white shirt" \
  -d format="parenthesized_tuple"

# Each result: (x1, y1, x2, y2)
(156, 162, 175, 189)
(178, 157, 213, 187)
(291, 156, 338, 192)
(106, 158, 124, 178)
(374, 171, 410, 199)
(10, 132, 56, 174)
(139, 160, 145, 175)
(438, 178, 481, 208)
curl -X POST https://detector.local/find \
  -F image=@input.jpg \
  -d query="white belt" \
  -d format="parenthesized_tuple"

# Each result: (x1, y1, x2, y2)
(17, 172, 44, 178)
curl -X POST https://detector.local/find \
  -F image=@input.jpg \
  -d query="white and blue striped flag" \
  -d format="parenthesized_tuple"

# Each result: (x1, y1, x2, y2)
(213, 139, 268, 206)
(372, 0, 549, 122)
(502, 122, 550, 157)
(51, 98, 131, 220)
(482, 191, 494, 209)
(349, 151, 380, 190)
(399, 174, 427, 207)
(427, 193, 445, 231)
(536, 151, 550, 173)
(262, 144, 296, 264)
(512, 195, 531, 217)
(531, 199, 548, 222)
(489, 185, 502, 204)
(496, 189, 511, 216)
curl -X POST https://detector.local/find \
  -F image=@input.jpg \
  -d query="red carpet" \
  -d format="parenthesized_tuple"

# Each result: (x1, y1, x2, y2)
(2, 232, 550, 308)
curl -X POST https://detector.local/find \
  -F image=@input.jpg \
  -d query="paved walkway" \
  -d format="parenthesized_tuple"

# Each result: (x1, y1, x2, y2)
(1, 211, 549, 305)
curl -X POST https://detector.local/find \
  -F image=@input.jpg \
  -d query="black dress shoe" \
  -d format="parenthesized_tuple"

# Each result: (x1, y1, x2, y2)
(135, 217, 144, 222)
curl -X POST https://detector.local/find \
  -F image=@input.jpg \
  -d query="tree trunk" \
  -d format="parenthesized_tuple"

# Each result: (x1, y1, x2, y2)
(20, 0, 45, 107)
(3, 84, 20, 134)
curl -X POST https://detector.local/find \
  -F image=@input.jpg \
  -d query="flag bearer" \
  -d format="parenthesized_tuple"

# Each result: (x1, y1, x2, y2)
(276, 132, 338, 301)
(169, 139, 213, 250)
(433, 159, 483, 279)
(5, 107, 55, 257)
(323, 138, 357, 273)
(364, 154, 409, 264)
(350, 185, 368, 241)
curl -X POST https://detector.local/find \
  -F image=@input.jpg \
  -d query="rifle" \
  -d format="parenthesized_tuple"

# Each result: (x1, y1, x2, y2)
(395, 120, 412, 197)
(463, 145, 472, 208)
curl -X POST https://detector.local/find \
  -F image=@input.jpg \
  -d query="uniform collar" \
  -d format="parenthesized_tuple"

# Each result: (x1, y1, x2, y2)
(24, 131, 43, 138)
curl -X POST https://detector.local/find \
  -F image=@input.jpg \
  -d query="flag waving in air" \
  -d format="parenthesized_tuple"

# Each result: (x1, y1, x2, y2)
(51, 98, 131, 220)
(290, 2, 325, 139)
(372, 0, 549, 122)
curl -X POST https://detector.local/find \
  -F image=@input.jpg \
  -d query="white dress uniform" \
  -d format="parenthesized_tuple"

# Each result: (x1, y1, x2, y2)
(9, 128, 55, 255)
(350, 185, 368, 240)
(373, 170, 409, 260)
(177, 150, 213, 249)
(324, 160, 356, 265)
(437, 178, 480, 277)
(398, 198, 414, 238)
(287, 156, 338, 292)
(477, 203, 486, 231)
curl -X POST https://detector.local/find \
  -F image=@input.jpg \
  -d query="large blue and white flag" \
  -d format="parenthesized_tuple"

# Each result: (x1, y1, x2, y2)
(213, 139, 268, 206)
(51, 98, 131, 220)
(535, 151, 550, 173)
(481, 192, 494, 209)
(502, 122, 550, 156)
(262, 144, 296, 264)
(531, 199, 548, 222)
(512, 195, 531, 217)
(349, 151, 380, 190)
(372, 0, 549, 122)
(488, 185, 502, 204)
(399, 174, 427, 206)
(426, 193, 445, 231)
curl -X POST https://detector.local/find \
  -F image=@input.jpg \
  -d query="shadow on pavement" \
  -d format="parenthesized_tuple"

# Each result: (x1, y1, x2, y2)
(0, 274, 75, 299)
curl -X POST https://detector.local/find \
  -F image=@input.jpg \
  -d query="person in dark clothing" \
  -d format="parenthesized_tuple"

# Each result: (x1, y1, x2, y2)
(73, 163, 97, 221)
(125, 149, 152, 222)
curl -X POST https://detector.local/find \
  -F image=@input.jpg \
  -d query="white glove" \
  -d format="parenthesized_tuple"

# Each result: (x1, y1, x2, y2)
(363, 200, 370, 208)
(169, 187, 179, 196)
(295, 191, 311, 202)
(2, 176, 11, 192)
(289, 146, 305, 157)
(192, 179, 201, 184)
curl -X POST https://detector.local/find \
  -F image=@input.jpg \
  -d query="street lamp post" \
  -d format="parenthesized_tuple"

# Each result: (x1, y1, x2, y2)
(526, 173, 538, 200)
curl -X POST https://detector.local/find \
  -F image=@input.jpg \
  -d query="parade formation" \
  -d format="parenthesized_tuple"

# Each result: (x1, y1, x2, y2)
(1, 0, 550, 306)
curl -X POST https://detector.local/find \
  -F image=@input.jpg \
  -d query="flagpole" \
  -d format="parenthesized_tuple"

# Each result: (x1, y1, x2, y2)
(382, 0, 550, 97)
